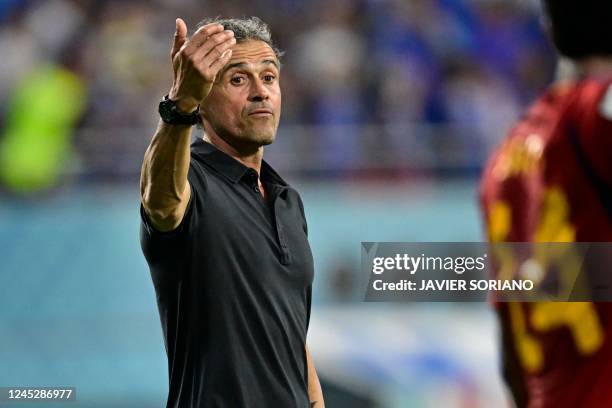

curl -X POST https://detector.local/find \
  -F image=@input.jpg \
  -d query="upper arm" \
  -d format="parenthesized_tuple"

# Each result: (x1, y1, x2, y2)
(141, 162, 205, 240)
(143, 181, 192, 232)
(139, 175, 198, 278)
(497, 305, 528, 408)
(139, 121, 194, 232)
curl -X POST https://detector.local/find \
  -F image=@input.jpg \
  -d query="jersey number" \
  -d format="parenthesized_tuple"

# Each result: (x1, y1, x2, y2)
(488, 188, 604, 373)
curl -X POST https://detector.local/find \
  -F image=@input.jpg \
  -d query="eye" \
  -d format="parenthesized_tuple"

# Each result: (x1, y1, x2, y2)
(263, 74, 276, 83)
(230, 76, 245, 85)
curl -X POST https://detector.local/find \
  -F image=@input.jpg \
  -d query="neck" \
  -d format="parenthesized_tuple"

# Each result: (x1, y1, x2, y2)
(579, 57, 612, 78)
(557, 56, 612, 80)
(202, 126, 264, 175)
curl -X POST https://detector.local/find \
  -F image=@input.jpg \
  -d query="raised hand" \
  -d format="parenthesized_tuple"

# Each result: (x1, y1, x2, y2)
(168, 18, 236, 113)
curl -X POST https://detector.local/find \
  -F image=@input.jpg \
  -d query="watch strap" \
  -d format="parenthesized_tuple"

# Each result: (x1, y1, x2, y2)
(159, 95, 200, 125)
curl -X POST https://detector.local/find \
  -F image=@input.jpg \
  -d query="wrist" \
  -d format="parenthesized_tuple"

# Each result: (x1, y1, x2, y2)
(159, 94, 200, 126)
(168, 90, 199, 114)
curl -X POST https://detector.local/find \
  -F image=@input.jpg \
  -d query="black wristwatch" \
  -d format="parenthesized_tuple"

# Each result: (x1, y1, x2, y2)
(158, 95, 200, 125)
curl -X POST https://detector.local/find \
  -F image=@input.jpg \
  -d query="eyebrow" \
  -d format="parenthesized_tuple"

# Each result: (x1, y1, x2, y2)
(221, 59, 280, 76)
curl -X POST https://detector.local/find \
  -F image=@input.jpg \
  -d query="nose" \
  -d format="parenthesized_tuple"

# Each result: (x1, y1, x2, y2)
(247, 77, 269, 102)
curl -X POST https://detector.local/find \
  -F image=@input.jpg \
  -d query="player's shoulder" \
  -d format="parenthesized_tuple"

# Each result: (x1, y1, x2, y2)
(521, 78, 612, 130)
(577, 77, 612, 98)
(570, 77, 612, 119)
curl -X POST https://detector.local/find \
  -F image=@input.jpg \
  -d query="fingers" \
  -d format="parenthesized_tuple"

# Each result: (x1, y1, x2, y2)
(171, 22, 235, 84)
(209, 49, 233, 75)
(184, 23, 226, 54)
(171, 18, 188, 59)
(195, 31, 236, 63)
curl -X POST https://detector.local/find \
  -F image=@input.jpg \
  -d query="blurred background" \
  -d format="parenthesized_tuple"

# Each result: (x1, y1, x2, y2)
(0, 0, 556, 406)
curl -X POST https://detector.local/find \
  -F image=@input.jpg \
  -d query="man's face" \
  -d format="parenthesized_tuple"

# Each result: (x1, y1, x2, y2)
(201, 40, 281, 148)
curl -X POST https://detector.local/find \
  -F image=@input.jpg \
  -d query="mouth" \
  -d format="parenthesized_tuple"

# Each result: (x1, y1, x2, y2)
(248, 109, 273, 117)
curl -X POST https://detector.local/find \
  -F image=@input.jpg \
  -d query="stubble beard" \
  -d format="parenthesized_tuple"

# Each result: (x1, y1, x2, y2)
(239, 119, 278, 146)
(212, 121, 277, 152)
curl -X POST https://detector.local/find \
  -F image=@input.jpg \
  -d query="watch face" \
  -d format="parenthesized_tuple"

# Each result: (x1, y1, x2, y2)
(159, 97, 198, 125)
(159, 99, 174, 122)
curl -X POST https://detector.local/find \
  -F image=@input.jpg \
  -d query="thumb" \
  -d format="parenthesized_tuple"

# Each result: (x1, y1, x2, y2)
(171, 18, 187, 58)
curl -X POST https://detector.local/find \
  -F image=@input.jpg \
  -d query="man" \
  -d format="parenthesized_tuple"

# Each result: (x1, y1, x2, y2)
(480, 1, 612, 407)
(139, 16, 324, 408)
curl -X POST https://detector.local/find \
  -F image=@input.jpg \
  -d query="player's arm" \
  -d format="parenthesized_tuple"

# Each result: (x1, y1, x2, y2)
(140, 18, 235, 232)
(497, 306, 527, 408)
(306, 344, 325, 408)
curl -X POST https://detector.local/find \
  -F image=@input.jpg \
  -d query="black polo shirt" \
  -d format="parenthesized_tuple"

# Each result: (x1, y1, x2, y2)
(140, 139, 314, 408)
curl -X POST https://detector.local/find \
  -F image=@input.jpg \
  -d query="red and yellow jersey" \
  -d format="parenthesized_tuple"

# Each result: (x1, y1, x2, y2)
(480, 78, 612, 408)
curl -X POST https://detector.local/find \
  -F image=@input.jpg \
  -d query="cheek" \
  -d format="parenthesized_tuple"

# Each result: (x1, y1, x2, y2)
(220, 89, 248, 121)
(210, 98, 243, 125)
(271, 87, 282, 111)
(205, 85, 242, 116)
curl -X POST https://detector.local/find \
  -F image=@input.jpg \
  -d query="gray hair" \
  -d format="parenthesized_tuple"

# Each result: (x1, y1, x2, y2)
(196, 16, 283, 61)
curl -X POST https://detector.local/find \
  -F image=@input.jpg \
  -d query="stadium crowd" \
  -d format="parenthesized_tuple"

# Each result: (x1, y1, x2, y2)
(0, 0, 554, 190)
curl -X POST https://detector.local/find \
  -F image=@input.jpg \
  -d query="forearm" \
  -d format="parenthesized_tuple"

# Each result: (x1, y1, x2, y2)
(306, 345, 324, 408)
(140, 119, 192, 231)
(499, 307, 527, 408)
(140, 19, 235, 232)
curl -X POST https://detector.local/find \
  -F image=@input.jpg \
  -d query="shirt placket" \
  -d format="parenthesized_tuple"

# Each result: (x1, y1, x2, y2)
(270, 187, 291, 265)
(245, 169, 291, 265)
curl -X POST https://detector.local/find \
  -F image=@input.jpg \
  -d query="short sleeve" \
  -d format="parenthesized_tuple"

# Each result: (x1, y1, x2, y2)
(139, 162, 205, 278)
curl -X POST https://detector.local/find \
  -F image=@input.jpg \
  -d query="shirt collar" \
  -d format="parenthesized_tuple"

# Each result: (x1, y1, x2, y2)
(191, 138, 288, 187)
